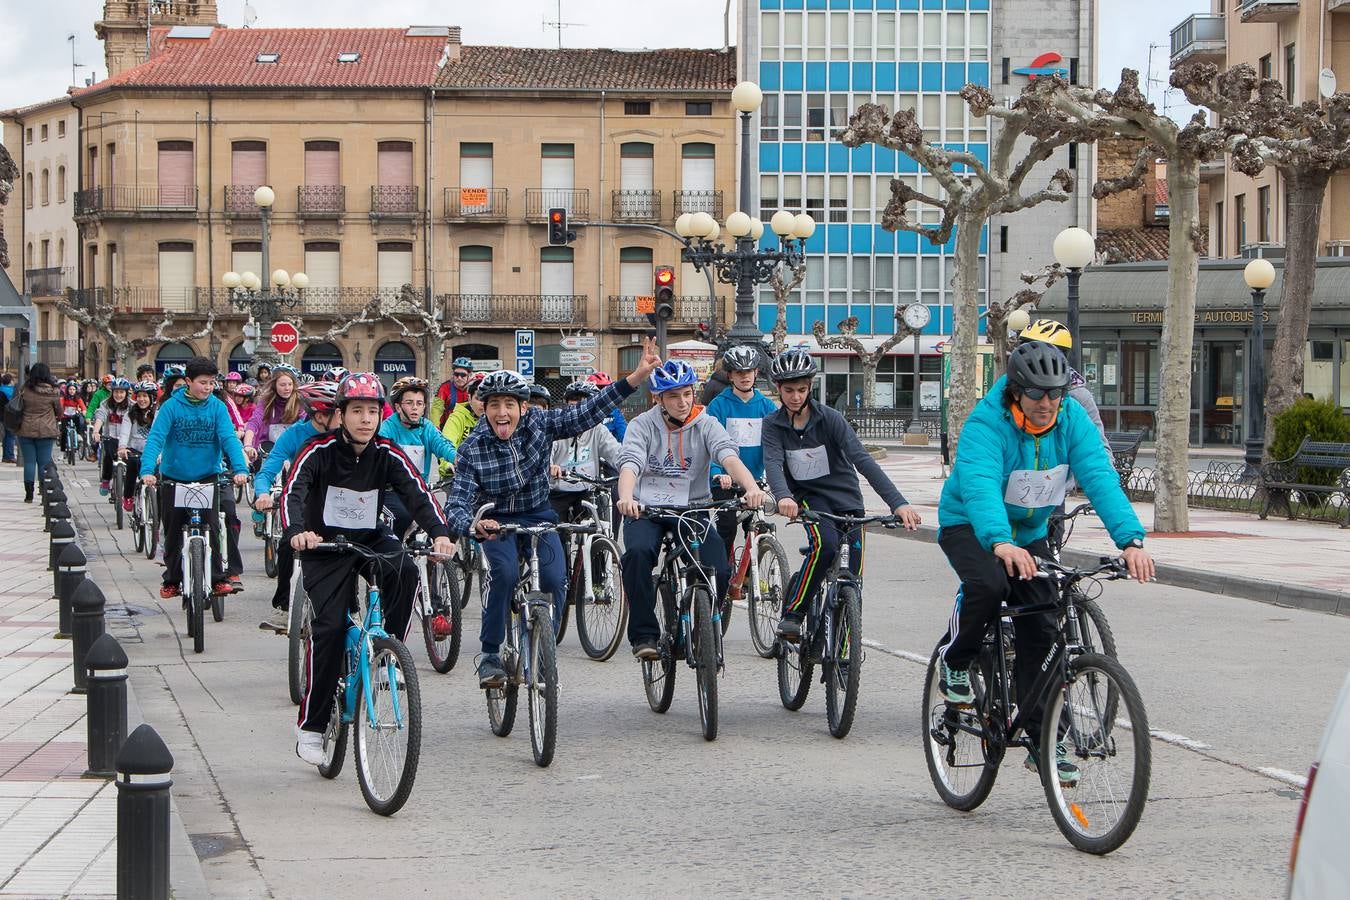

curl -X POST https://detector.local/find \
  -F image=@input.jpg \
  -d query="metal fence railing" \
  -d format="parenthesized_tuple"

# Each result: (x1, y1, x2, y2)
(298, 185, 346, 217)
(841, 410, 942, 440)
(443, 187, 508, 220)
(440, 294, 589, 326)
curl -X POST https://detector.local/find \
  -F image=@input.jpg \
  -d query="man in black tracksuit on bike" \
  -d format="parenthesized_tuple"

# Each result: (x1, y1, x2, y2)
(282, 372, 454, 767)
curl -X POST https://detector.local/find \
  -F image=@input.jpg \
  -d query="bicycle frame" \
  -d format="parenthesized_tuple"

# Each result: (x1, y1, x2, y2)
(650, 506, 730, 670)
(339, 582, 405, 731)
(727, 505, 775, 603)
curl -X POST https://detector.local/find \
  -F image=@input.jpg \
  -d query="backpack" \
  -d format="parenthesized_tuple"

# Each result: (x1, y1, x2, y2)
(2, 389, 24, 432)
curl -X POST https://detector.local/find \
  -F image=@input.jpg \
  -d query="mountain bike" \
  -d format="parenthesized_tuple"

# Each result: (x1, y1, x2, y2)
(557, 473, 626, 661)
(639, 499, 741, 742)
(472, 505, 579, 768)
(777, 511, 895, 738)
(110, 454, 127, 529)
(1047, 503, 1118, 667)
(261, 488, 283, 579)
(163, 477, 228, 654)
(288, 574, 313, 707)
(309, 539, 425, 817)
(126, 452, 155, 556)
(726, 498, 790, 658)
(922, 557, 1150, 855)
(407, 527, 462, 675)
(60, 415, 82, 467)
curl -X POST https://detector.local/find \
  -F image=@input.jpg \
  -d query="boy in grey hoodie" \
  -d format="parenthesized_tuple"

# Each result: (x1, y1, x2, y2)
(616, 360, 766, 659)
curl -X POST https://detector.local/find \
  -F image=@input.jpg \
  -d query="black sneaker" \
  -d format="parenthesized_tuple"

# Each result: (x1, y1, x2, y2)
(775, 615, 803, 643)
(631, 641, 660, 661)
(477, 654, 507, 688)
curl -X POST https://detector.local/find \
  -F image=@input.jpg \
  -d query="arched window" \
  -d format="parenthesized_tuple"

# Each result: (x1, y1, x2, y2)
(155, 341, 194, 375)
(375, 341, 416, 387)
(57, 166, 66, 203)
(40, 168, 50, 205)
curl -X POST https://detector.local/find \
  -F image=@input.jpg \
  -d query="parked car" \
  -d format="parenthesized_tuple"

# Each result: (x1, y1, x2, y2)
(1289, 668, 1350, 898)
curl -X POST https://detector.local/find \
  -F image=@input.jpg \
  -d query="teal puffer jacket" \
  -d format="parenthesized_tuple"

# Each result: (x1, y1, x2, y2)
(938, 375, 1145, 551)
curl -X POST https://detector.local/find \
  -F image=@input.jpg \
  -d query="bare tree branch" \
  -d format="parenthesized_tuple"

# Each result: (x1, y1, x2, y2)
(769, 260, 806, 355)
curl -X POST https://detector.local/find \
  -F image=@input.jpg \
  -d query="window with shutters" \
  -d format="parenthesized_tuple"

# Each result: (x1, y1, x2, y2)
(375, 141, 415, 215)
(619, 246, 653, 296)
(617, 142, 655, 220)
(301, 141, 342, 215)
(685, 102, 712, 116)
(678, 143, 717, 217)
(458, 246, 493, 320)
(624, 101, 651, 115)
(540, 246, 575, 321)
(540, 143, 577, 216)
(228, 141, 266, 213)
(231, 242, 262, 286)
(157, 140, 194, 207)
(303, 242, 341, 293)
(377, 242, 414, 307)
(157, 242, 195, 312)
(458, 143, 494, 217)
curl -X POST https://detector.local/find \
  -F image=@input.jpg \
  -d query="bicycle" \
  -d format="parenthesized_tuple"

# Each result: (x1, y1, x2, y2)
(288, 575, 313, 707)
(1046, 503, 1119, 667)
(922, 557, 1151, 855)
(127, 452, 157, 558)
(60, 415, 82, 467)
(260, 488, 283, 579)
(307, 538, 425, 817)
(110, 454, 127, 529)
(638, 499, 742, 742)
(557, 473, 626, 661)
(777, 511, 895, 738)
(162, 477, 229, 654)
(725, 496, 790, 658)
(407, 523, 462, 676)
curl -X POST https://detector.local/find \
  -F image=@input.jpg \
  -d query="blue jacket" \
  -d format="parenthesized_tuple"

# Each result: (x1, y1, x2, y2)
(378, 414, 457, 482)
(254, 419, 327, 494)
(443, 380, 634, 537)
(938, 376, 1144, 551)
(604, 406, 627, 442)
(141, 390, 249, 482)
(706, 388, 777, 482)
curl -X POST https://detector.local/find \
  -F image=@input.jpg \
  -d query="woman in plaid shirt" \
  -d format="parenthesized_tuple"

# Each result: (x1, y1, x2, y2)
(443, 339, 660, 688)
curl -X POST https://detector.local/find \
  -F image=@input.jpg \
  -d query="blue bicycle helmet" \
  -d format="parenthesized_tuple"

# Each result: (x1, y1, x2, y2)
(109, 377, 133, 391)
(648, 359, 699, 394)
(452, 356, 474, 371)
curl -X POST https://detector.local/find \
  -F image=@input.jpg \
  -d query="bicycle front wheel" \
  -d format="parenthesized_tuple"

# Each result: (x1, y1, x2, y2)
(288, 580, 312, 706)
(263, 533, 278, 579)
(526, 605, 559, 767)
(691, 587, 718, 741)
(189, 539, 206, 654)
(422, 561, 462, 674)
(776, 628, 812, 711)
(1040, 652, 1150, 855)
(354, 636, 422, 817)
(113, 470, 124, 529)
(144, 489, 158, 559)
(132, 502, 146, 554)
(749, 535, 789, 659)
(575, 536, 626, 662)
(825, 585, 862, 739)
(922, 642, 999, 811)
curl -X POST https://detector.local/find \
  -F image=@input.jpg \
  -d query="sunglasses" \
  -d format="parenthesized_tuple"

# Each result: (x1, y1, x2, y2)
(453, 371, 470, 378)
(1021, 387, 1066, 402)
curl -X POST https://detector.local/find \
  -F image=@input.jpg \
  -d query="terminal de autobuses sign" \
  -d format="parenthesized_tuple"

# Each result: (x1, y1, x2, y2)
(1129, 308, 1272, 325)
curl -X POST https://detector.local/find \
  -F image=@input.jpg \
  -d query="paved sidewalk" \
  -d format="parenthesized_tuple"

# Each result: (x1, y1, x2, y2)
(0, 468, 208, 899)
(859, 448, 1350, 614)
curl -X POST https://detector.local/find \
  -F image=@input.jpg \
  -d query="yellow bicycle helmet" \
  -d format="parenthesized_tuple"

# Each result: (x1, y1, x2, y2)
(1019, 318, 1073, 350)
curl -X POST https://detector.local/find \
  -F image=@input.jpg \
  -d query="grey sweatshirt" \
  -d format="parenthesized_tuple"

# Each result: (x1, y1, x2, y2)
(762, 398, 907, 513)
(550, 423, 622, 492)
(619, 405, 739, 507)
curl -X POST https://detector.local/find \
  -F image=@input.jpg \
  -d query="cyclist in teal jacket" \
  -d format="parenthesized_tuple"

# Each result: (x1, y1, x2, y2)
(935, 341, 1154, 785)
(378, 376, 457, 537)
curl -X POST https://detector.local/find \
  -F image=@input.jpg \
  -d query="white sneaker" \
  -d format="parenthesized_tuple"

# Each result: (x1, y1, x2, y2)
(296, 731, 325, 766)
(259, 609, 289, 634)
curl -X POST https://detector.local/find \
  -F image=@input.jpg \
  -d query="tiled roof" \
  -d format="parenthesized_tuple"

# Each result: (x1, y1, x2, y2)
(79, 27, 449, 93)
(1098, 226, 1210, 264)
(1155, 178, 1169, 207)
(0, 93, 76, 120)
(436, 46, 736, 91)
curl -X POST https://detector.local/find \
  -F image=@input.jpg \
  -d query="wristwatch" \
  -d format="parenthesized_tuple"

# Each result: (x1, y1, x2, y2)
(1123, 538, 1144, 550)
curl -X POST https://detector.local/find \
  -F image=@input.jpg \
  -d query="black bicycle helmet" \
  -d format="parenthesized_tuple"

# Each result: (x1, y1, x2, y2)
(1006, 341, 1070, 392)
(529, 383, 551, 406)
(722, 345, 762, 372)
(562, 380, 597, 401)
(769, 348, 819, 383)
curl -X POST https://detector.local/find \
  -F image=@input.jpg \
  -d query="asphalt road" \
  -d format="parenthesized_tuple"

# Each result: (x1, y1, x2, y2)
(68, 477, 1348, 899)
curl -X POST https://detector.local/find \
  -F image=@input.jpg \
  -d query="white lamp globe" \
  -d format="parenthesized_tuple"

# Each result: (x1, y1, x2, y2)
(792, 213, 817, 239)
(271, 269, 290, 287)
(726, 211, 753, 237)
(749, 218, 765, 240)
(253, 185, 276, 208)
(675, 213, 694, 238)
(1243, 257, 1276, 290)
(1053, 226, 1095, 269)
(1006, 307, 1033, 334)
(690, 212, 716, 240)
(770, 209, 797, 236)
(290, 271, 310, 290)
(222, 271, 241, 289)
(731, 81, 763, 113)
(241, 271, 259, 290)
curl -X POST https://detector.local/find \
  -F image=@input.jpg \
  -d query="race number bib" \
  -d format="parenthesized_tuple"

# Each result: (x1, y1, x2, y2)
(398, 444, 426, 474)
(323, 486, 380, 529)
(725, 417, 763, 448)
(173, 482, 215, 509)
(786, 445, 830, 481)
(1004, 465, 1070, 510)
(639, 474, 692, 507)
(267, 423, 288, 442)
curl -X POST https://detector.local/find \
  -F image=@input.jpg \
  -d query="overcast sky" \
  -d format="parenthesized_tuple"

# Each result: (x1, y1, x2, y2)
(1, 0, 1207, 116)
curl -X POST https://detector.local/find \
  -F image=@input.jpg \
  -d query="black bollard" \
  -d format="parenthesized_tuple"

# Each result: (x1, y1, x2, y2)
(48, 520, 76, 571)
(71, 580, 107, 694)
(43, 489, 68, 513)
(45, 500, 70, 535)
(85, 634, 128, 778)
(55, 544, 87, 637)
(116, 724, 174, 900)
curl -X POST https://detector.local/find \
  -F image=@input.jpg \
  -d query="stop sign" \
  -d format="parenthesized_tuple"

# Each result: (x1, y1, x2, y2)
(270, 322, 299, 355)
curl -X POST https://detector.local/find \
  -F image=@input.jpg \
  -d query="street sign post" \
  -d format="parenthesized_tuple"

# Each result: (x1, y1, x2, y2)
(559, 351, 596, 366)
(560, 366, 596, 377)
(270, 322, 299, 355)
(515, 329, 535, 382)
(559, 335, 599, 350)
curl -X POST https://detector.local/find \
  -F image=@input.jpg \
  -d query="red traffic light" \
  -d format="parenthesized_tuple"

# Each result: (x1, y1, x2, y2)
(550, 210, 563, 223)
(655, 268, 674, 286)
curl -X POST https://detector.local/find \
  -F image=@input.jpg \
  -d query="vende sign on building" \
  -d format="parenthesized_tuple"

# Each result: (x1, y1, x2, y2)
(270, 322, 300, 354)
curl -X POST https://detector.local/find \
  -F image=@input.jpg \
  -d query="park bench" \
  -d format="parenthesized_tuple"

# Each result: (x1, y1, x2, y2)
(1104, 430, 1145, 485)
(1258, 438, 1350, 528)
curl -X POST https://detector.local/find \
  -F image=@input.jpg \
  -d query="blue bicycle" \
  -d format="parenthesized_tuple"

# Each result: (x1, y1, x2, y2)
(310, 539, 426, 816)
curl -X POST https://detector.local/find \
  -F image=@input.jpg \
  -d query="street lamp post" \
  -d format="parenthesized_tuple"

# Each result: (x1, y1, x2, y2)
(1243, 258, 1276, 471)
(221, 186, 307, 371)
(1053, 226, 1096, 373)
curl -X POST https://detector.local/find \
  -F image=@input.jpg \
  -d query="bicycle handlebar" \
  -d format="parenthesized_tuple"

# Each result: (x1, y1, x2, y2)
(793, 510, 900, 529)
(559, 472, 618, 488)
(1036, 555, 1130, 582)
(637, 497, 746, 518)
(311, 537, 436, 559)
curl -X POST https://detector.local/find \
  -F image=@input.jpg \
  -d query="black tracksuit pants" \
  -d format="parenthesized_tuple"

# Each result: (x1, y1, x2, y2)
(937, 524, 1058, 742)
(622, 513, 729, 646)
(160, 481, 241, 587)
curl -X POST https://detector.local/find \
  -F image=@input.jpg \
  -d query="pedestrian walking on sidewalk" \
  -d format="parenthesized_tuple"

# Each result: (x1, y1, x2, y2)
(0, 372, 17, 463)
(12, 363, 62, 502)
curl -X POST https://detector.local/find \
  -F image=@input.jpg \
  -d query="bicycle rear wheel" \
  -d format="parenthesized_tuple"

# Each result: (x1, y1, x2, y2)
(642, 583, 677, 714)
(575, 536, 626, 662)
(825, 585, 863, 739)
(748, 535, 789, 659)
(421, 561, 462, 674)
(354, 636, 422, 816)
(776, 628, 812, 711)
(189, 539, 206, 654)
(487, 682, 518, 737)
(526, 604, 559, 767)
(691, 587, 718, 741)
(288, 580, 312, 706)
(317, 695, 348, 780)
(922, 642, 999, 811)
(263, 532, 278, 579)
(1041, 652, 1150, 855)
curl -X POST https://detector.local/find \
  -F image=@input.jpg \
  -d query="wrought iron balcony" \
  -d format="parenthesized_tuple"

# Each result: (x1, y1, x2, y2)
(224, 185, 262, 217)
(607, 295, 719, 328)
(443, 187, 508, 221)
(440, 293, 589, 327)
(674, 190, 723, 220)
(370, 185, 419, 219)
(298, 185, 346, 218)
(24, 267, 74, 297)
(525, 189, 590, 221)
(74, 185, 199, 218)
(611, 190, 661, 223)
(1170, 14, 1226, 68)
(1239, 0, 1298, 23)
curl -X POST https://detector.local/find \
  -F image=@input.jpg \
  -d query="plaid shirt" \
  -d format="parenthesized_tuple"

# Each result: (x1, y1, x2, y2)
(443, 380, 634, 536)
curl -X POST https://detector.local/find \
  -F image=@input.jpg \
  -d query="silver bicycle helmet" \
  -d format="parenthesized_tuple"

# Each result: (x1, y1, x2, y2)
(722, 345, 762, 372)
(475, 370, 531, 402)
(769, 348, 819, 383)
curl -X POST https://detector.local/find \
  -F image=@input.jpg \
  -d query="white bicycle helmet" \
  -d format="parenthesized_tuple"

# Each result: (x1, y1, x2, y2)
(476, 370, 532, 402)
